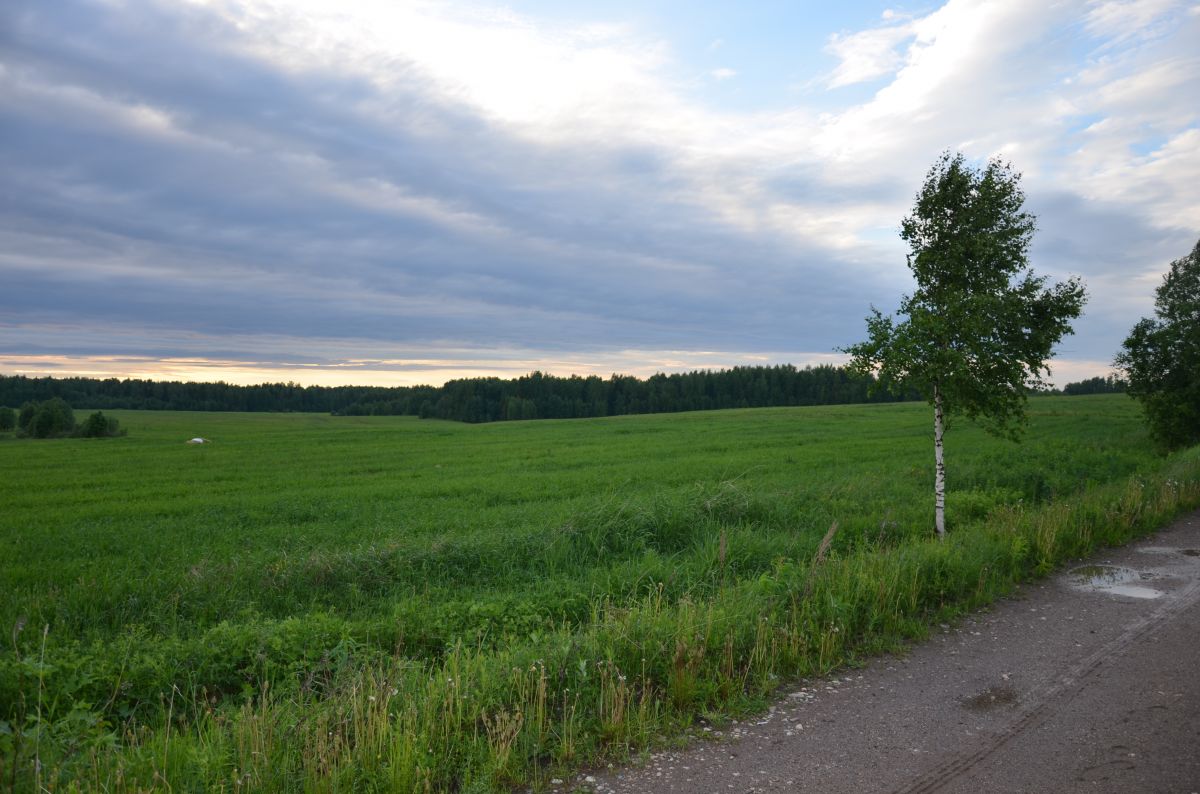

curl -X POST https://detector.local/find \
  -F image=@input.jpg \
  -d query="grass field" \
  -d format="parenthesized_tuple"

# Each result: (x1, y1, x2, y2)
(2, 395, 1199, 791)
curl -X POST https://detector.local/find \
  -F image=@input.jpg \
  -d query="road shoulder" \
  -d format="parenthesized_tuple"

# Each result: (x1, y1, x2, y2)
(582, 510, 1200, 793)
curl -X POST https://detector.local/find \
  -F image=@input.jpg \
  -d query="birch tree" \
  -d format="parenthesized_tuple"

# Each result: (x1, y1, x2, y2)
(844, 152, 1086, 538)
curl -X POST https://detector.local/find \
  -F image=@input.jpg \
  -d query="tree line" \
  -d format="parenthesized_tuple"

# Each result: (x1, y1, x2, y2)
(0, 365, 926, 423)
(0, 376, 391, 414)
(1060, 375, 1125, 396)
(0, 366, 1120, 426)
(404, 366, 916, 422)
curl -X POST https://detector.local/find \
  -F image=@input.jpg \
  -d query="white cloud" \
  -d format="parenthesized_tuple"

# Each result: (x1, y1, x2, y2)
(710, 67, 736, 80)
(1085, 0, 1179, 42)
(824, 20, 914, 88)
(187, 0, 678, 136)
(807, 0, 1197, 258)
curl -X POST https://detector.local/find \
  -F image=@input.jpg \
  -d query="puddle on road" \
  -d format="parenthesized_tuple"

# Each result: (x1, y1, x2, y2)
(962, 685, 1018, 711)
(1181, 549, 1200, 557)
(1067, 565, 1163, 600)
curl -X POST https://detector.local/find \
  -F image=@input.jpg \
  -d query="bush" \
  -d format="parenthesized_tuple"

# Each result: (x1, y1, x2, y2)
(17, 401, 35, 431)
(18, 397, 76, 438)
(76, 411, 124, 438)
(0, 406, 14, 431)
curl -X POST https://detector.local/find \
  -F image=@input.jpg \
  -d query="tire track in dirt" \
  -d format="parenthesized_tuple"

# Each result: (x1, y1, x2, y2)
(895, 574, 1200, 793)
(586, 511, 1200, 794)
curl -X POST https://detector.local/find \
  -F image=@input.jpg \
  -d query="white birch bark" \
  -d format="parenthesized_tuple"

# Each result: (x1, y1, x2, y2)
(933, 384, 946, 539)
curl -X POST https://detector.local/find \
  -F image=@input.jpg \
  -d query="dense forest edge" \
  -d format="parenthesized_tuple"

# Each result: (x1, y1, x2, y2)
(0, 369, 1122, 424)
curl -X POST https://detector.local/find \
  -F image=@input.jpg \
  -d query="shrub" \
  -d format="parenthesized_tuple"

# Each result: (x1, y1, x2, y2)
(0, 406, 14, 431)
(19, 397, 76, 438)
(76, 410, 124, 438)
(17, 401, 35, 431)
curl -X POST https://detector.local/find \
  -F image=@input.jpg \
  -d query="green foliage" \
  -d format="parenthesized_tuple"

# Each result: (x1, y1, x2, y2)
(0, 406, 14, 431)
(844, 151, 1086, 438)
(76, 411, 124, 438)
(1116, 238, 1200, 450)
(10, 401, 125, 439)
(17, 397, 76, 438)
(1061, 375, 1125, 396)
(17, 402, 35, 432)
(0, 399, 1194, 791)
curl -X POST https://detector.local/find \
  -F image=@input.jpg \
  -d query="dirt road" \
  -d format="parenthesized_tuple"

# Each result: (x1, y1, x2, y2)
(582, 510, 1200, 793)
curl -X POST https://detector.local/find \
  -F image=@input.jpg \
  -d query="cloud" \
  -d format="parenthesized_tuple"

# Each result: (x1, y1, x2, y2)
(710, 67, 737, 80)
(824, 17, 914, 88)
(0, 323, 849, 387)
(0, 0, 1197, 387)
(1084, 0, 1180, 42)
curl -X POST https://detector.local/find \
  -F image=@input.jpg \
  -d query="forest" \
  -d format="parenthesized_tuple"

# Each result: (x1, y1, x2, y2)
(0, 365, 915, 422)
(0, 365, 1113, 425)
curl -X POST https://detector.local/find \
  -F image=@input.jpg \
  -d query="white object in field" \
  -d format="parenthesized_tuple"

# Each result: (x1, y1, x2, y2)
(186, 437, 209, 444)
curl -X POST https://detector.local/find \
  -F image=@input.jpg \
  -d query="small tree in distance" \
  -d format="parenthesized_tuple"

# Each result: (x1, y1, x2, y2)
(78, 410, 125, 438)
(844, 151, 1086, 539)
(18, 397, 76, 438)
(1116, 238, 1200, 450)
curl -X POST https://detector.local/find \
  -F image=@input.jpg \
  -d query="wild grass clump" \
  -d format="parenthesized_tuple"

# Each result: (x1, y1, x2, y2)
(1, 396, 1196, 791)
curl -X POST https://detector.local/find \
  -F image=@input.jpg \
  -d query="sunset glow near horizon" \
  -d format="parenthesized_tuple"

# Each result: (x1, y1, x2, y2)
(2, 0, 1198, 389)
(0, 350, 848, 388)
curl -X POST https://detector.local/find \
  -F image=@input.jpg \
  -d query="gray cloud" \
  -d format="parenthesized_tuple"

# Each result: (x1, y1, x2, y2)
(0, 3, 860, 355)
(1028, 190, 1196, 361)
(1, 0, 1194, 383)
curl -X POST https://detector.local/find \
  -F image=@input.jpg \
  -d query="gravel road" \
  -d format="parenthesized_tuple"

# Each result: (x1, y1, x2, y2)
(574, 510, 1200, 793)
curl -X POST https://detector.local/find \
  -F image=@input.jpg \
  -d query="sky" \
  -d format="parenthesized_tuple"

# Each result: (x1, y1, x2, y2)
(1, 0, 1197, 388)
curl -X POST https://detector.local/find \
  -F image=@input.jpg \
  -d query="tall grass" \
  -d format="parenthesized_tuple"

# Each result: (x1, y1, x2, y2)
(2, 396, 1197, 791)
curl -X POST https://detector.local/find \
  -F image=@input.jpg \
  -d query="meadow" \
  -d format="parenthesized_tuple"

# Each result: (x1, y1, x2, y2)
(2, 395, 1199, 791)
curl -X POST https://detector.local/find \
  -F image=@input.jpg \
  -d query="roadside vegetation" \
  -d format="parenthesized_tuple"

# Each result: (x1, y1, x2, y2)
(2, 396, 1198, 791)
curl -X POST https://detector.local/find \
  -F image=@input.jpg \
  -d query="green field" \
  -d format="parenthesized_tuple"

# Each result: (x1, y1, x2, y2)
(2, 396, 1199, 791)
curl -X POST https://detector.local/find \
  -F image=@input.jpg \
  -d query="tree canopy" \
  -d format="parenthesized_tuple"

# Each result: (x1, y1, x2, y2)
(1116, 238, 1200, 450)
(848, 152, 1086, 437)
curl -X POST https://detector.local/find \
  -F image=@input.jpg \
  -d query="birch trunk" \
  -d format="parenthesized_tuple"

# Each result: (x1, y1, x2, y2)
(933, 384, 946, 539)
